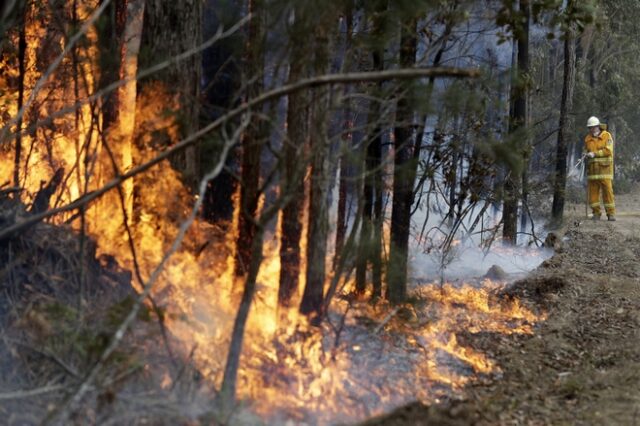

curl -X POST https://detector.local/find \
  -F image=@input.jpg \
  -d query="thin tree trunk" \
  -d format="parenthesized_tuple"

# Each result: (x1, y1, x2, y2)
(355, 2, 386, 297)
(371, 115, 383, 299)
(387, 17, 418, 304)
(235, 0, 264, 277)
(299, 16, 332, 323)
(98, 0, 128, 132)
(503, 0, 529, 244)
(13, 1, 27, 188)
(334, 2, 353, 268)
(388, 11, 455, 303)
(278, 4, 308, 307)
(220, 224, 265, 410)
(219, 199, 283, 410)
(552, 5, 577, 223)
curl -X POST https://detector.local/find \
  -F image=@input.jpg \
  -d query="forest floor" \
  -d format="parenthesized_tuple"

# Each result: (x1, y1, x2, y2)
(365, 190, 640, 426)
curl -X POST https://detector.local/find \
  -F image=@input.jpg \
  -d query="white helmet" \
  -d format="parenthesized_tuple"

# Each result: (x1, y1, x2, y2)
(587, 116, 600, 127)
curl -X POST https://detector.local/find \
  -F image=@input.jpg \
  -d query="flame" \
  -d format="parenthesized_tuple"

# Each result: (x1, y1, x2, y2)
(0, 3, 546, 424)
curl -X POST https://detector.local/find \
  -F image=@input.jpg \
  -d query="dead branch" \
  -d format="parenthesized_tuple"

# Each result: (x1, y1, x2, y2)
(7, 337, 80, 378)
(373, 307, 401, 334)
(0, 384, 65, 400)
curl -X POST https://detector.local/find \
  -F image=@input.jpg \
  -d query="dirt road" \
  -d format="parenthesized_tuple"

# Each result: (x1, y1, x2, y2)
(365, 192, 640, 425)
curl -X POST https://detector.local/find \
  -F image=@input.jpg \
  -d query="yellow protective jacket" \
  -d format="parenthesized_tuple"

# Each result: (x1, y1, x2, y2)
(584, 130, 614, 180)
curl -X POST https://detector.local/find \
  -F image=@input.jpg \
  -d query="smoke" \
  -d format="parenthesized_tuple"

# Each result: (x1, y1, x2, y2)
(409, 236, 553, 283)
(407, 195, 553, 284)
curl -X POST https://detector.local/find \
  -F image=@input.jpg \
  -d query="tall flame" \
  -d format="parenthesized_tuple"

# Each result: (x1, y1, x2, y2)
(0, 3, 546, 424)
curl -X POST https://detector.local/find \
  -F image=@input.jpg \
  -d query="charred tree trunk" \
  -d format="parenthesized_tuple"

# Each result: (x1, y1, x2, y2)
(387, 19, 418, 304)
(278, 5, 308, 307)
(219, 198, 283, 410)
(387, 10, 455, 303)
(98, 0, 128, 133)
(551, 5, 577, 223)
(136, 0, 202, 184)
(299, 16, 332, 323)
(502, 0, 529, 244)
(334, 2, 354, 268)
(355, 2, 386, 298)
(235, 0, 265, 277)
(371, 117, 383, 299)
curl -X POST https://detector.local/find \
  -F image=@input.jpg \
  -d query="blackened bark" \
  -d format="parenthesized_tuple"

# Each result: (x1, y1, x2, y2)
(98, 0, 128, 131)
(299, 17, 331, 323)
(137, 0, 202, 184)
(503, 0, 529, 244)
(355, 1, 386, 297)
(235, 0, 265, 277)
(387, 19, 417, 305)
(334, 2, 354, 268)
(278, 5, 308, 307)
(552, 6, 577, 223)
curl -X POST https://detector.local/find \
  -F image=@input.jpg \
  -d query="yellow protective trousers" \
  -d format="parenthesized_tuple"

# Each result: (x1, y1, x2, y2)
(588, 179, 615, 216)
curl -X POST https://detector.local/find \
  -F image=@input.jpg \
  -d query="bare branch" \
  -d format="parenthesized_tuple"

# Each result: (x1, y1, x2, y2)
(0, 66, 480, 242)
(0, 384, 65, 400)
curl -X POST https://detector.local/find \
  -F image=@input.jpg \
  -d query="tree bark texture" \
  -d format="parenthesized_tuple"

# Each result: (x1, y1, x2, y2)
(502, 0, 529, 244)
(552, 7, 577, 222)
(387, 18, 417, 304)
(235, 0, 265, 277)
(278, 4, 308, 307)
(299, 14, 332, 323)
(136, 0, 202, 185)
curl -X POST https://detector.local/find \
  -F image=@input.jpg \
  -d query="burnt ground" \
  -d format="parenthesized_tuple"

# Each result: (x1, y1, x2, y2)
(365, 192, 640, 426)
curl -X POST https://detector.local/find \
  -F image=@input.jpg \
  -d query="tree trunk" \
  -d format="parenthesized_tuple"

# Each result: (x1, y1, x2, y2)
(220, 200, 283, 410)
(219, 224, 266, 411)
(278, 4, 308, 307)
(13, 0, 27, 188)
(98, 0, 128, 133)
(355, 1, 386, 298)
(502, 0, 529, 244)
(334, 1, 354, 268)
(136, 0, 202, 184)
(551, 6, 577, 223)
(387, 11, 455, 304)
(387, 19, 417, 304)
(235, 0, 265, 277)
(299, 16, 332, 323)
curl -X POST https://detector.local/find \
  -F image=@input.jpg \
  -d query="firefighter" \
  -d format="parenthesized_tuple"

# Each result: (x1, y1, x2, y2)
(584, 116, 615, 221)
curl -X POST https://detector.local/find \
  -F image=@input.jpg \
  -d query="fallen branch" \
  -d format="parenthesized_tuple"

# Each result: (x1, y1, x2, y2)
(0, 384, 65, 400)
(373, 307, 401, 334)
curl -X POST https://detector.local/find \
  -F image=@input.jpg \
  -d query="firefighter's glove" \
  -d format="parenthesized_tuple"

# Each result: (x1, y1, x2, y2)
(587, 152, 596, 158)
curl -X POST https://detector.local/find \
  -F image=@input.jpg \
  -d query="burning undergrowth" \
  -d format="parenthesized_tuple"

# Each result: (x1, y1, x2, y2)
(0, 2, 552, 422)
(215, 276, 545, 425)
(0, 187, 548, 425)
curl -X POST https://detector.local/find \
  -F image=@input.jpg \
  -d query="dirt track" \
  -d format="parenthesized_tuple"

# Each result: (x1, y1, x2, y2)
(365, 192, 640, 425)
